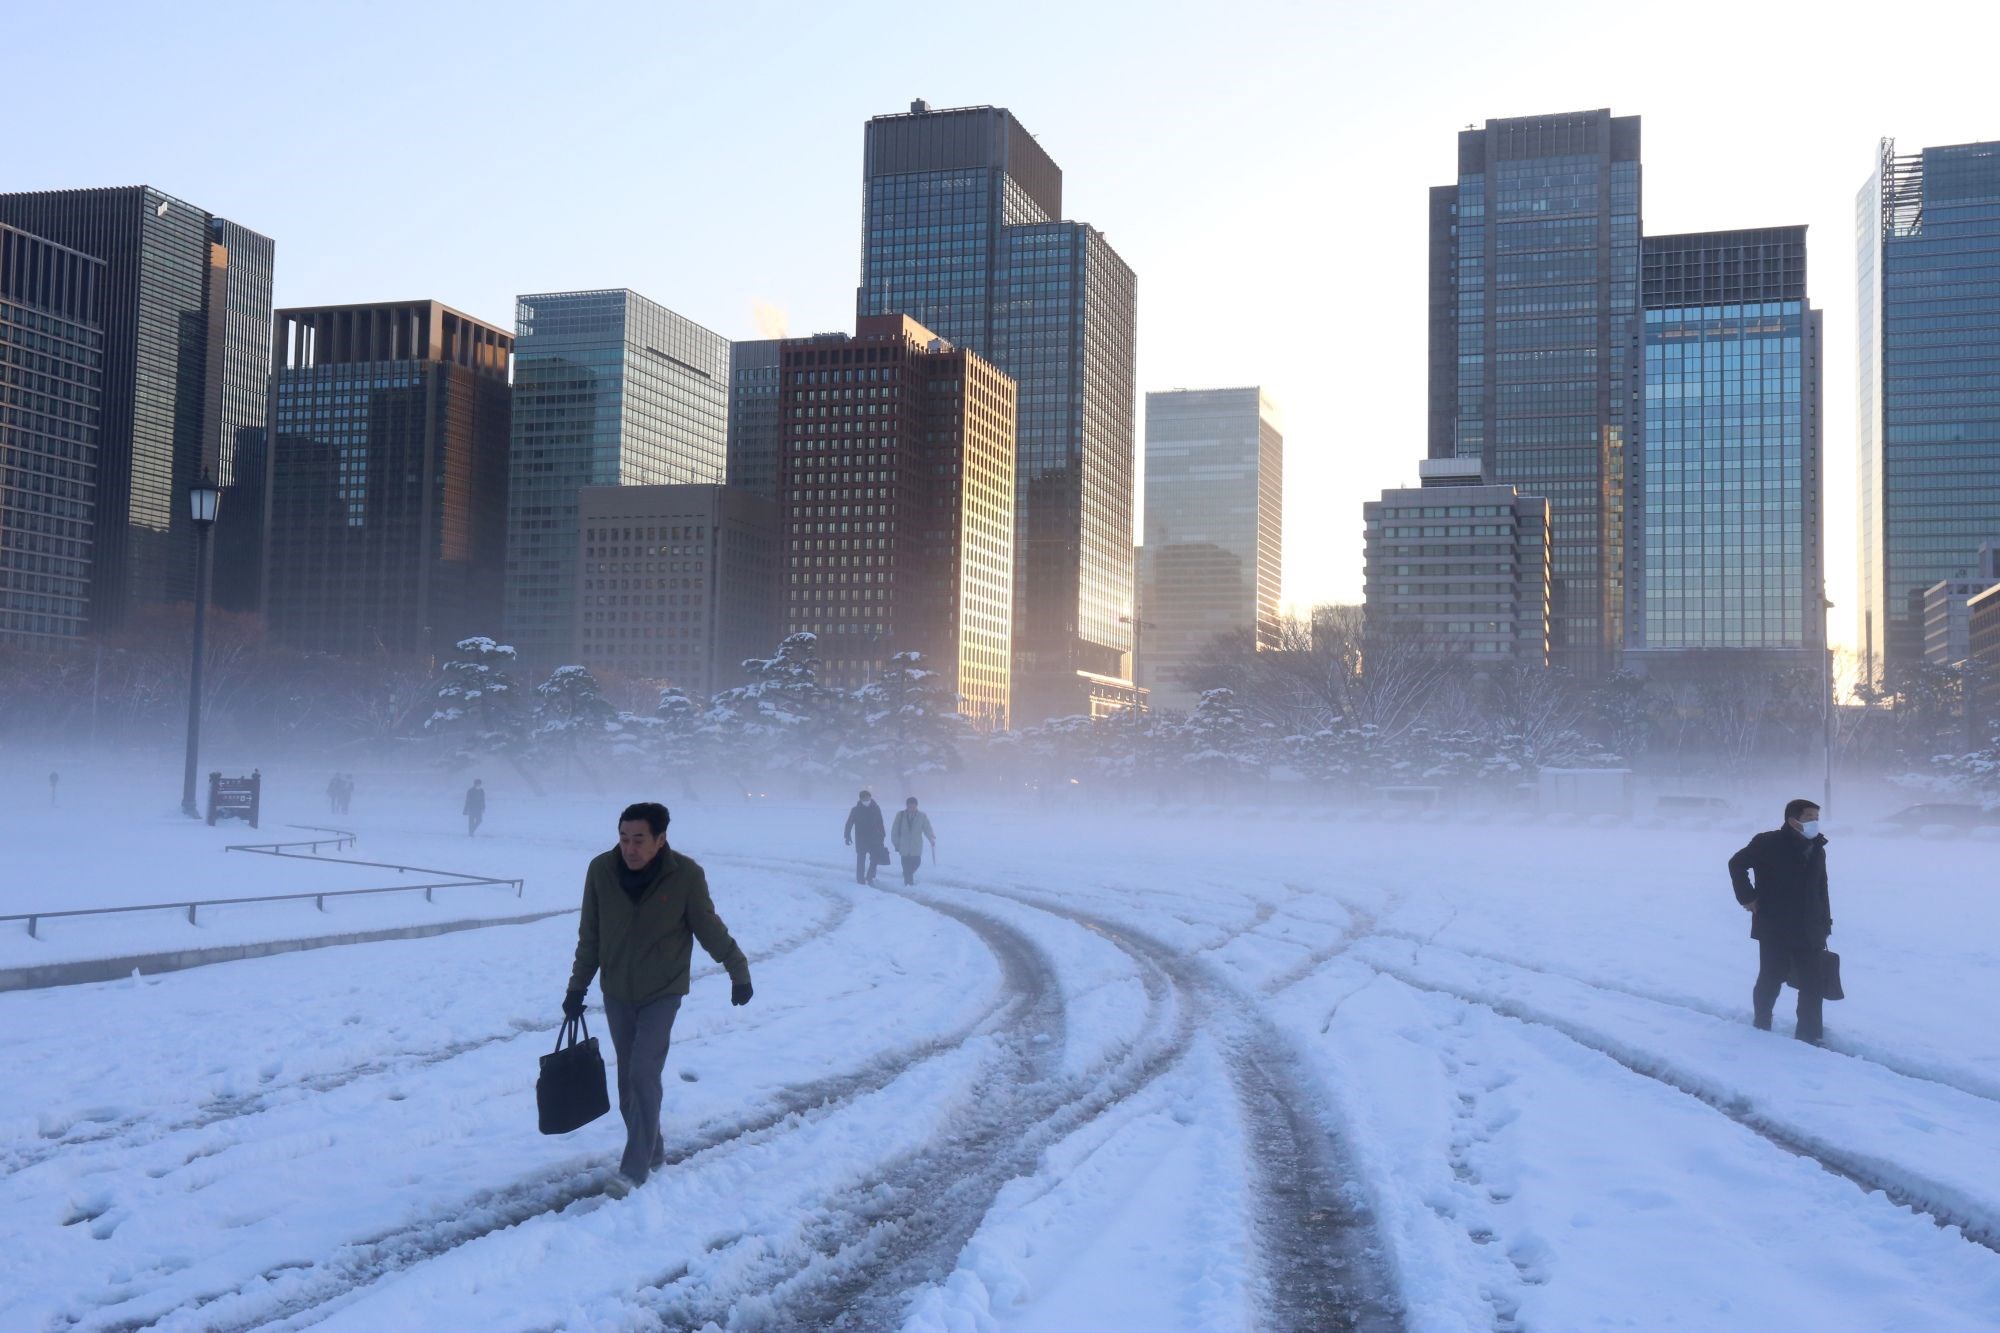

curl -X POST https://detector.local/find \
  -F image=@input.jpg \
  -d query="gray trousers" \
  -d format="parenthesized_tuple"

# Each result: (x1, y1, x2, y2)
(602, 993, 682, 1183)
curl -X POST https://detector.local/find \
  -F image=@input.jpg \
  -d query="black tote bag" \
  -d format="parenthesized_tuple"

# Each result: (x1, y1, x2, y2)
(1786, 949, 1845, 1002)
(538, 1014, 611, 1135)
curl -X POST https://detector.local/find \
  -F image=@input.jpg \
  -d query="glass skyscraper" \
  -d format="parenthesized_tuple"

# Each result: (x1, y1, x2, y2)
(208, 218, 277, 613)
(1631, 228, 1822, 661)
(860, 102, 1138, 723)
(0, 224, 103, 647)
(266, 302, 514, 659)
(1430, 111, 1642, 672)
(1857, 139, 2000, 679)
(505, 289, 730, 670)
(727, 338, 783, 500)
(1141, 387, 1283, 711)
(0, 188, 275, 629)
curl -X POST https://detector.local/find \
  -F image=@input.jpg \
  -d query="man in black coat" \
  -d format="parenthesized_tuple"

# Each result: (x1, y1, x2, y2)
(1728, 798, 1832, 1043)
(842, 789, 887, 885)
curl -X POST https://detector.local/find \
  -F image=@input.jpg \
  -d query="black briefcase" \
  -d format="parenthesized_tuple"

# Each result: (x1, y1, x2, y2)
(1786, 949, 1845, 1002)
(538, 1014, 611, 1135)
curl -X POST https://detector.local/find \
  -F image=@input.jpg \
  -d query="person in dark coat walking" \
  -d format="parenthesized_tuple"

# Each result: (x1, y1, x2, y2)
(463, 778, 486, 836)
(1728, 798, 1832, 1043)
(563, 802, 752, 1195)
(842, 790, 887, 885)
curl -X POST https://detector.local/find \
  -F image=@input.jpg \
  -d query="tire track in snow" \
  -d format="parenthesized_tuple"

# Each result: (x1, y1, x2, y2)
(965, 884, 1404, 1332)
(95, 908, 1021, 1333)
(1369, 928, 2000, 1107)
(1361, 952, 2000, 1260)
(2, 882, 851, 1182)
(623, 893, 1211, 1331)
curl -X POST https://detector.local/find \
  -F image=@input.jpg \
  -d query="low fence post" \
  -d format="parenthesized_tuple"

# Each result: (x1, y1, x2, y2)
(425, 885, 433, 903)
(315, 895, 326, 912)
(187, 904, 198, 926)
(27, 915, 37, 939)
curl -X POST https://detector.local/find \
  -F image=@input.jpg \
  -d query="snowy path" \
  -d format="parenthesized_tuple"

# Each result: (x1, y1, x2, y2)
(6, 802, 2000, 1330)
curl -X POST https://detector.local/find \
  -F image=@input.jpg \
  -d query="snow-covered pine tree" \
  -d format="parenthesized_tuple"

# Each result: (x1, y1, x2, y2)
(425, 637, 530, 768)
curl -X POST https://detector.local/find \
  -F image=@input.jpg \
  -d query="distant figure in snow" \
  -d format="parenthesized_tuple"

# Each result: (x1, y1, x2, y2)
(464, 778, 486, 836)
(1728, 798, 1832, 1043)
(563, 802, 752, 1195)
(334, 774, 355, 815)
(48, 771, 58, 807)
(326, 773, 342, 814)
(842, 789, 888, 885)
(891, 797, 936, 886)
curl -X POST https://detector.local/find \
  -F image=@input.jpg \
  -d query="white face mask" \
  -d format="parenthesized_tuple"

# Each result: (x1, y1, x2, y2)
(1799, 820, 1821, 839)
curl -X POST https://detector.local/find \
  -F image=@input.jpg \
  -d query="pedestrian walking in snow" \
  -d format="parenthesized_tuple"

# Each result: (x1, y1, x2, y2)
(326, 773, 342, 814)
(843, 789, 888, 885)
(48, 771, 58, 807)
(1728, 798, 1833, 1043)
(463, 778, 486, 836)
(563, 802, 752, 1194)
(891, 797, 936, 886)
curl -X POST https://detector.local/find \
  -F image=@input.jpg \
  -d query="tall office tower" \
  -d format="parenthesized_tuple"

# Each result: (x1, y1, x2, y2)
(1629, 228, 1823, 667)
(780, 315, 1016, 728)
(1858, 139, 2000, 681)
(727, 339, 783, 499)
(0, 225, 103, 647)
(1429, 111, 1641, 672)
(574, 484, 782, 697)
(206, 218, 277, 613)
(0, 188, 273, 629)
(1140, 387, 1283, 711)
(1363, 458, 1553, 667)
(505, 290, 729, 670)
(859, 101, 1138, 722)
(264, 302, 513, 658)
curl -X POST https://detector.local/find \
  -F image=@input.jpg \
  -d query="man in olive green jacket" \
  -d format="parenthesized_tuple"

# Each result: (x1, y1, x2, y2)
(563, 802, 752, 1191)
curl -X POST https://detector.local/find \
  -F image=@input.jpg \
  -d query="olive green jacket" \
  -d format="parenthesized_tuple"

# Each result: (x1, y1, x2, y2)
(567, 848, 750, 1005)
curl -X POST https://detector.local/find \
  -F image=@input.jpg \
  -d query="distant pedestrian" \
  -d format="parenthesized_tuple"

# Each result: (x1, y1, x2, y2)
(891, 797, 936, 886)
(464, 778, 486, 836)
(327, 773, 342, 814)
(342, 774, 356, 814)
(842, 789, 888, 885)
(562, 802, 752, 1195)
(48, 771, 59, 807)
(1728, 798, 1833, 1043)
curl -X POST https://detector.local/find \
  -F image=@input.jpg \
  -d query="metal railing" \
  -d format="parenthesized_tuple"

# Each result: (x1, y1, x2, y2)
(3, 826, 524, 940)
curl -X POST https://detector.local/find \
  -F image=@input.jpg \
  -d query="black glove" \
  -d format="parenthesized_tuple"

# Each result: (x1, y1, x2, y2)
(562, 990, 586, 1020)
(731, 981, 753, 1007)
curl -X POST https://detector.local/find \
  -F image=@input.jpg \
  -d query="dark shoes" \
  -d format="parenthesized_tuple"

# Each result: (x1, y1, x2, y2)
(1753, 1013, 1773, 1031)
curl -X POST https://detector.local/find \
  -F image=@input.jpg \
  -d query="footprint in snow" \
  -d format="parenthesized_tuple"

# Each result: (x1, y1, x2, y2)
(679, 1070, 699, 1082)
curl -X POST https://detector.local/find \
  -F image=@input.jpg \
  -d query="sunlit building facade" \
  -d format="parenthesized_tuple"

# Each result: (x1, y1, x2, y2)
(1630, 227, 1822, 666)
(505, 289, 729, 670)
(860, 101, 1137, 722)
(780, 315, 1016, 728)
(1857, 138, 2000, 681)
(727, 339, 783, 501)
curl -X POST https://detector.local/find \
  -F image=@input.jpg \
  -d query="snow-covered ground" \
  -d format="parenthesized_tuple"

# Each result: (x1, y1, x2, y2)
(4, 757, 2000, 1330)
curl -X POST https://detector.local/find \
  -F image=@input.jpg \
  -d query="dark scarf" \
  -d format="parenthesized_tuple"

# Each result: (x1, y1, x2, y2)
(618, 847, 666, 903)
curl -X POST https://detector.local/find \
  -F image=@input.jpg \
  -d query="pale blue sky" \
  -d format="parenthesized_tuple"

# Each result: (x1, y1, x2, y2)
(11, 0, 1997, 649)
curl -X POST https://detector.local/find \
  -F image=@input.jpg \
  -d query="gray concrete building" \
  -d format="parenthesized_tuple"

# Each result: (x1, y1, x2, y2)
(1923, 576, 2000, 667)
(1363, 458, 1552, 665)
(575, 483, 782, 698)
(505, 289, 729, 670)
(1140, 387, 1282, 711)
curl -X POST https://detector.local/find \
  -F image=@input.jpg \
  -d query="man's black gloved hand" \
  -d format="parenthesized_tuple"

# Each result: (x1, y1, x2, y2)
(562, 990, 586, 1021)
(731, 981, 753, 1007)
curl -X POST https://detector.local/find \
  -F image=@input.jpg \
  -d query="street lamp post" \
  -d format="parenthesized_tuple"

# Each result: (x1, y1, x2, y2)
(181, 470, 221, 817)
